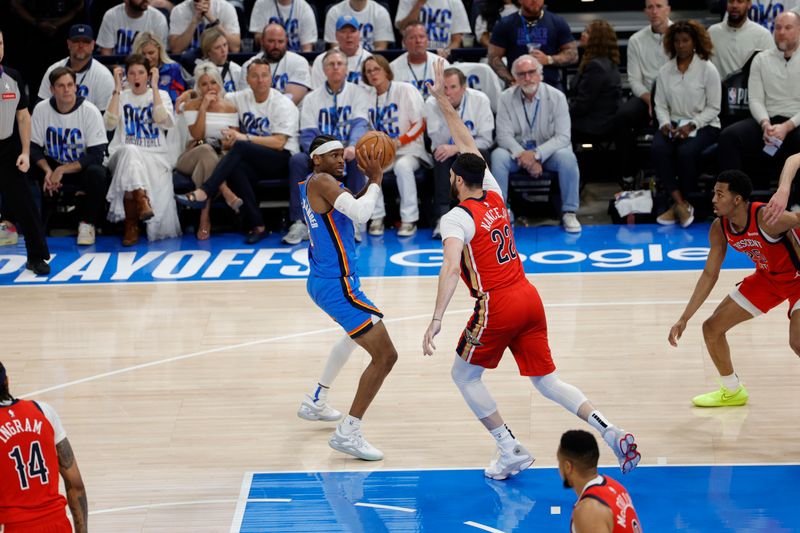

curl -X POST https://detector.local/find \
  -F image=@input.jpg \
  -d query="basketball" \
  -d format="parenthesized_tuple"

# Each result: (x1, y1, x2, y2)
(356, 131, 396, 169)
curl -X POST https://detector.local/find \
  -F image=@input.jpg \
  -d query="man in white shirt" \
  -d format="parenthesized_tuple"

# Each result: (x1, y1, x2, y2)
(249, 0, 317, 52)
(283, 49, 370, 244)
(390, 21, 450, 99)
(395, 0, 470, 53)
(425, 67, 494, 238)
(30, 67, 109, 246)
(311, 16, 373, 87)
(491, 55, 581, 233)
(710, 0, 774, 79)
(615, 0, 672, 183)
(325, 0, 394, 51)
(38, 25, 115, 113)
(169, 0, 241, 54)
(242, 23, 311, 105)
(718, 11, 800, 173)
(97, 0, 169, 55)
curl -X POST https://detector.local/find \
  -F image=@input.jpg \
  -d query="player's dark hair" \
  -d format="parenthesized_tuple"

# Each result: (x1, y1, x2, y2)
(308, 135, 340, 170)
(716, 170, 752, 200)
(451, 153, 486, 187)
(49, 66, 77, 86)
(0, 362, 12, 402)
(559, 430, 600, 471)
(125, 53, 151, 74)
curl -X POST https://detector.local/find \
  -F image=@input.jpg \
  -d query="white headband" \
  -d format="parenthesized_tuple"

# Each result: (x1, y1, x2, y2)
(310, 140, 344, 157)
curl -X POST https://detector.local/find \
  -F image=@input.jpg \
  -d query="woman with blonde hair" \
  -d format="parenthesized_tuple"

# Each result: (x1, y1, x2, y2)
(132, 31, 188, 104)
(199, 27, 242, 93)
(175, 61, 241, 240)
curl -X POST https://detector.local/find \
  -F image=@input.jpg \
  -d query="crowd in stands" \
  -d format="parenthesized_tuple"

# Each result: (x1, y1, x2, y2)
(1, 0, 800, 264)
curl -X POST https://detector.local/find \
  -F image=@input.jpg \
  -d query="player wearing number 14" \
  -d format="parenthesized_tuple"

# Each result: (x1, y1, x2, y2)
(0, 362, 87, 533)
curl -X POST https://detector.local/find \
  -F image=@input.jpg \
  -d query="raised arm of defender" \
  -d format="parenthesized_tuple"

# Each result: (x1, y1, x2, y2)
(426, 60, 482, 159)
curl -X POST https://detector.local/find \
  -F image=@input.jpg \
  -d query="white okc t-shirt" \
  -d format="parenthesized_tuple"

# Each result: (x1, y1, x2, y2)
(226, 88, 300, 154)
(169, 0, 240, 52)
(97, 4, 169, 55)
(249, 0, 317, 51)
(31, 99, 108, 164)
(324, 0, 394, 51)
(394, 0, 470, 49)
(38, 58, 115, 112)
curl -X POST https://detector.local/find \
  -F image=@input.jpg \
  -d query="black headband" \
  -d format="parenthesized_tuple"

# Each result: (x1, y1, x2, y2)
(451, 158, 484, 186)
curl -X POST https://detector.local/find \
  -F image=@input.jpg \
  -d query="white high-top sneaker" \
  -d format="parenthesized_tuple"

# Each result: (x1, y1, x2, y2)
(484, 441, 534, 480)
(603, 428, 641, 474)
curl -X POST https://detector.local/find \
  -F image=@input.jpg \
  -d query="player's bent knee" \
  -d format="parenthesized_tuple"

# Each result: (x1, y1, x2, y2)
(451, 355, 485, 384)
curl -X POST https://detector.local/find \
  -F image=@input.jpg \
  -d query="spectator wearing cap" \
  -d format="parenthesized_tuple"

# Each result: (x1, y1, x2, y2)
(169, 0, 241, 55)
(488, 0, 577, 91)
(395, 0, 471, 54)
(390, 21, 450, 99)
(324, 0, 394, 51)
(242, 23, 311, 105)
(97, 0, 170, 56)
(37, 25, 115, 113)
(0, 29, 51, 275)
(311, 16, 373, 87)
(249, 0, 317, 52)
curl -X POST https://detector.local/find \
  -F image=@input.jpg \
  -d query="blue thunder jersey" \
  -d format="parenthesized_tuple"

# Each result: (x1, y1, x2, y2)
(300, 177, 357, 279)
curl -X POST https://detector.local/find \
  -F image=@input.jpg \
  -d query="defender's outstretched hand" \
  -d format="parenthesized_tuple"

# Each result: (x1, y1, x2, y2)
(425, 59, 447, 102)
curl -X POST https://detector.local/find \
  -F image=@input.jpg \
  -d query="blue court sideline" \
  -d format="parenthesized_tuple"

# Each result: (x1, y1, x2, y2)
(0, 223, 753, 286)
(231, 465, 800, 532)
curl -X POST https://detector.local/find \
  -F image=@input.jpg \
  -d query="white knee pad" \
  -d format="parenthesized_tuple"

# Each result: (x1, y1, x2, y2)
(530, 371, 587, 415)
(451, 355, 497, 419)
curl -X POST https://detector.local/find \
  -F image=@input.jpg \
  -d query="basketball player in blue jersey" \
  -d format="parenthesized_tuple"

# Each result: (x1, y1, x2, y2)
(296, 134, 398, 461)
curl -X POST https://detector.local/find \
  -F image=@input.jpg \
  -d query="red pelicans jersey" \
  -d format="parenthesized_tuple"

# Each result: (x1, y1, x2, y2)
(456, 190, 526, 297)
(721, 202, 800, 282)
(572, 475, 642, 533)
(0, 400, 67, 525)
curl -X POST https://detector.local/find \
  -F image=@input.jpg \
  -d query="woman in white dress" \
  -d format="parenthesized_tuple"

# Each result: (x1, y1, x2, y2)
(176, 62, 240, 240)
(105, 54, 181, 246)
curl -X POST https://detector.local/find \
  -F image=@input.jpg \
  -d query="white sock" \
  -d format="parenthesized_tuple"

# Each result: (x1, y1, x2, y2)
(720, 373, 741, 391)
(587, 410, 614, 435)
(310, 383, 329, 404)
(339, 415, 361, 435)
(489, 423, 516, 450)
(319, 336, 358, 388)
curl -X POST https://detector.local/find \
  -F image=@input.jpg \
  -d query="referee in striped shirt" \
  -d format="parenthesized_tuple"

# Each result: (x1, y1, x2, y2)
(0, 29, 50, 275)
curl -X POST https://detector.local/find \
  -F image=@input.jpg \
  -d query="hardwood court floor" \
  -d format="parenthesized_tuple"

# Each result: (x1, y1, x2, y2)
(3, 269, 799, 531)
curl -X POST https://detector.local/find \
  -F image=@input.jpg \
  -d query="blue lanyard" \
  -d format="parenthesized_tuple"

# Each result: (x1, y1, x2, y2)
(326, 82, 343, 134)
(274, 0, 295, 29)
(519, 13, 540, 45)
(521, 93, 540, 133)
(407, 57, 427, 86)
(373, 82, 392, 128)
(448, 92, 468, 144)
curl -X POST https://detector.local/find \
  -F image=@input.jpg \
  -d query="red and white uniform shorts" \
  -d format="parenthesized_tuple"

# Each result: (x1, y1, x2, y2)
(456, 281, 556, 376)
(731, 271, 800, 318)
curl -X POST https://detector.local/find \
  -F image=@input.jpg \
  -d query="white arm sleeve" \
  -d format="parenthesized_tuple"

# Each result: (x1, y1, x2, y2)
(38, 401, 67, 444)
(440, 207, 475, 244)
(483, 169, 503, 198)
(334, 183, 381, 224)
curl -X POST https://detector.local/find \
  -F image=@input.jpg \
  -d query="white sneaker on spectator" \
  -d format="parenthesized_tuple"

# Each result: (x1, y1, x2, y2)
(397, 222, 417, 237)
(329, 427, 384, 460)
(297, 394, 342, 422)
(561, 212, 581, 233)
(368, 219, 384, 236)
(432, 220, 442, 240)
(76, 222, 95, 246)
(0, 222, 19, 246)
(282, 220, 309, 245)
(484, 441, 534, 480)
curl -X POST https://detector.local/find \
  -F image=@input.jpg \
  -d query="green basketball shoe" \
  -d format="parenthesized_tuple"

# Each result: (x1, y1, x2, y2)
(692, 385, 749, 407)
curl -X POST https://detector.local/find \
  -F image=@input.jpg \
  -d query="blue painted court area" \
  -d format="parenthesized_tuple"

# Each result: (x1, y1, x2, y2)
(0, 224, 753, 286)
(231, 465, 800, 532)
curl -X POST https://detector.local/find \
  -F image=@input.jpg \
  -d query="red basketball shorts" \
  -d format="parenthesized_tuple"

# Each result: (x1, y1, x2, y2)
(731, 271, 800, 318)
(456, 281, 556, 376)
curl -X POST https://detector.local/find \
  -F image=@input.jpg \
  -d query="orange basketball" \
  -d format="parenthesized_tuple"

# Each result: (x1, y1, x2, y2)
(356, 131, 396, 169)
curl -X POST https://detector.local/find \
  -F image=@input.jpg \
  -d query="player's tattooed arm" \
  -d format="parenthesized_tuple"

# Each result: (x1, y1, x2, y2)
(58, 438, 88, 533)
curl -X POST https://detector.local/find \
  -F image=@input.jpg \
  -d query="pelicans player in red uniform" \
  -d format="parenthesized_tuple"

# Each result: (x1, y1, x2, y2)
(669, 170, 800, 406)
(421, 60, 641, 480)
(0, 362, 87, 532)
(559, 430, 642, 533)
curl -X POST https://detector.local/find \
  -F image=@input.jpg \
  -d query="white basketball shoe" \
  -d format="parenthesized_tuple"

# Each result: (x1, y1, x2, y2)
(296, 395, 342, 422)
(604, 428, 641, 474)
(484, 441, 534, 480)
(328, 427, 384, 461)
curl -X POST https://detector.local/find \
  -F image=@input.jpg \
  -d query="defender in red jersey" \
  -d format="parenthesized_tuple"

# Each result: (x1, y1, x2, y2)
(669, 170, 800, 407)
(0, 362, 87, 533)
(422, 59, 641, 481)
(559, 430, 642, 533)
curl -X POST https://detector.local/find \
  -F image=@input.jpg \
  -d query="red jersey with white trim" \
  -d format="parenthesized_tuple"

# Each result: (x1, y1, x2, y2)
(572, 475, 642, 533)
(456, 190, 526, 297)
(721, 202, 800, 282)
(0, 400, 67, 525)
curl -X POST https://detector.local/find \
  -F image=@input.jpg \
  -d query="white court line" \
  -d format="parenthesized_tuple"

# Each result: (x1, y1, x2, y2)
(230, 472, 254, 533)
(21, 298, 721, 398)
(354, 502, 417, 513)
(464, 520, 505, 533)
(90, 499, 239, 515)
